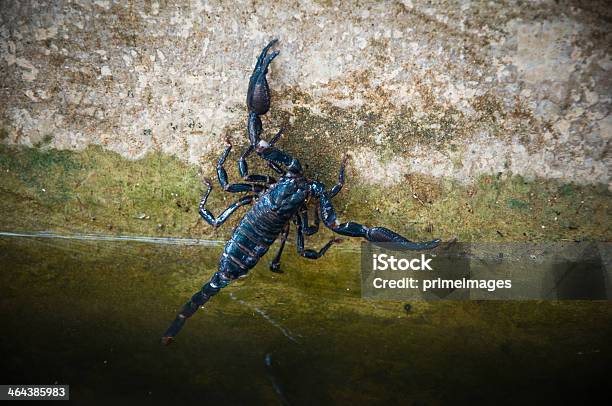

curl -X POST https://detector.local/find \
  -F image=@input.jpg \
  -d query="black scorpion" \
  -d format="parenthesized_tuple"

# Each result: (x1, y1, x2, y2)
(161, 39, 441, 345)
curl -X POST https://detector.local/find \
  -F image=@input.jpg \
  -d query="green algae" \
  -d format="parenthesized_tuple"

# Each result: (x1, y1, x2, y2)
(0, 143, 609, 243)
(506, 198, 529, 210)
(0, 143, 214, 237)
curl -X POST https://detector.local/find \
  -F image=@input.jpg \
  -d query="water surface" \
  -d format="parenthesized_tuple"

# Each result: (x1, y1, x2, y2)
(0, 235, 610, 404)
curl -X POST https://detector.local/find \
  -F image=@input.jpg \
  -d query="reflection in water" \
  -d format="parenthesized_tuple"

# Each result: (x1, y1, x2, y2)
(0, 234, 610, 404)
(229, 292, 300, 344)
(265, 352, 291, 406)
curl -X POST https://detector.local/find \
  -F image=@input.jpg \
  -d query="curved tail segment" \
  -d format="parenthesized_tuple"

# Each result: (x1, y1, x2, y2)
(161, 271, 232, 345)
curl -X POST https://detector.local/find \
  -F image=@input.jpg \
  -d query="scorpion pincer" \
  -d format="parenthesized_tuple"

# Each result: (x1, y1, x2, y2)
(161, 39, 441, 345)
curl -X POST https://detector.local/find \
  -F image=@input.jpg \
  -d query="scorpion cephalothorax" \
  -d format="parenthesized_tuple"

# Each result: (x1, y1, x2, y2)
(161, 39, 441, 345)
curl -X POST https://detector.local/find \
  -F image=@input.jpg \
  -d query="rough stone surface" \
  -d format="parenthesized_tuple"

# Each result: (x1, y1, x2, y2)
(1, 0, 610, 189)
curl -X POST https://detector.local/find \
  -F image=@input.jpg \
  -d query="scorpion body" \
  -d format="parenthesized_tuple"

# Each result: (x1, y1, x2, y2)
(161, 40, 440, 345)
(222, 176, 310, 274)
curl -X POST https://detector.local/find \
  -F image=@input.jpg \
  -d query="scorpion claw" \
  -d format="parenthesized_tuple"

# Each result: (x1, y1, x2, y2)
(258, 39, 278, 64)
(265, 50, 280, 66)
(247, 40, 280, 118)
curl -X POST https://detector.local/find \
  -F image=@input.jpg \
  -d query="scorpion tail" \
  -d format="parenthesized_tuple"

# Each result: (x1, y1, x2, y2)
(161, 281, 222, 345)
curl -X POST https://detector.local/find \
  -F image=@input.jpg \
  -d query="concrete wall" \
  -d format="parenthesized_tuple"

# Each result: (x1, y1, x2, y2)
(1, 0, 610, 187)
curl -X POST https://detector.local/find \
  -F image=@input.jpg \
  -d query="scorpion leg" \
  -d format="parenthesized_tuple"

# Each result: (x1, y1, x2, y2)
(269, 223, 290, 273)
(255, 145, 303, 174)
(296, 218, 341, 259)
(217, 142, 268, 193)
(264, 127, 288, 175)
(252, 126, 299, 175)
(268, 162, 284, 175)
(199, 180, 257, 228)
(162, 270, 233, 345)
(238, 145, 277, 184)
(299, 204, 320, 236)
(238, 126, 284, 183)
(238, 141, 284, 175)
(318, 193, 441, 250)
(269, 126, 285, 146)
(328, 155, 349, 199)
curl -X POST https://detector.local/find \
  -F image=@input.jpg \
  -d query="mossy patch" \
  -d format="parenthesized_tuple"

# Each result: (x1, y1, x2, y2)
(0, 143, 609, 242)
(0, 144, 219, 237)
(507, 198, 529, 210)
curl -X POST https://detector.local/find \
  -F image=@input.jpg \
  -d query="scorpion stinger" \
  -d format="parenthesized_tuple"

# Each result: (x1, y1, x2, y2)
(161, 40, 440, 345)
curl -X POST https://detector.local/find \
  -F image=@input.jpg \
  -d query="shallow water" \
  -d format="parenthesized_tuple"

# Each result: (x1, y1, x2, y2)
(0, 235, 610, 405)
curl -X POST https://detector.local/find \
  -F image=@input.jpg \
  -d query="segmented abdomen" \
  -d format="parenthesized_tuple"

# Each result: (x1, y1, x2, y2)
(218, 198, 289, 278)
